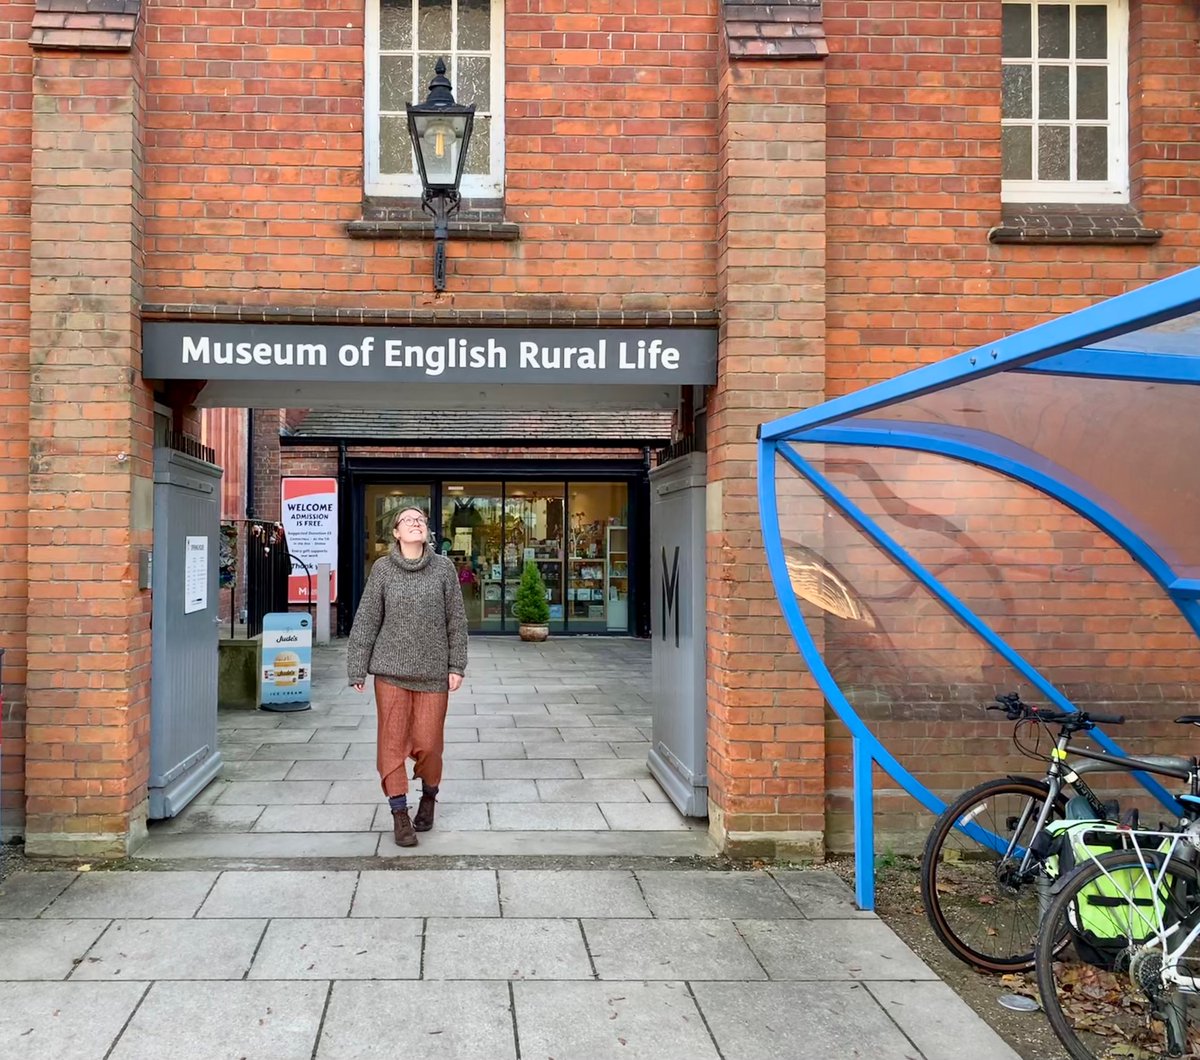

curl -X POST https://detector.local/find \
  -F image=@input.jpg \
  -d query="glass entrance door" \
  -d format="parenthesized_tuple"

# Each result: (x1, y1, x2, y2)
(439, 483, 504, 632)
(363, 484, 433, 581)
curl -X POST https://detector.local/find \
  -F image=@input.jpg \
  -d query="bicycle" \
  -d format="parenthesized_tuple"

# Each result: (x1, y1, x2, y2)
(1034, 823, 1200, 1059)
(920, 693, 1197, 973)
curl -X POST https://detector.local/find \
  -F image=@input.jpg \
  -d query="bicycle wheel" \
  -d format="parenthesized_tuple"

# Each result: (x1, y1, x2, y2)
(1035, 849, 1200, 1060)
(921, 777, 1066, 972)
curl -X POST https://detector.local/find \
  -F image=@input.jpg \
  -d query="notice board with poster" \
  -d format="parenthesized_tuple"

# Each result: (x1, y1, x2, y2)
(260, 612, 312, 712)
(281, 477, 338, 603)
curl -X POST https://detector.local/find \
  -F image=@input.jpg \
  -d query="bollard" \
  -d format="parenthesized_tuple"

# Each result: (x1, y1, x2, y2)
(316, 562, 331, 644)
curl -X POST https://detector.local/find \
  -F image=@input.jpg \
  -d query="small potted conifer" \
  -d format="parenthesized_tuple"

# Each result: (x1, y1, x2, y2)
(513, 561, 551, 642)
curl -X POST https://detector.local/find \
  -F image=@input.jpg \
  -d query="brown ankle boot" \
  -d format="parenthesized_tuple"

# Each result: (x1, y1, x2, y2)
(392, 810, 418, 847)
(414, 792, 436, 832)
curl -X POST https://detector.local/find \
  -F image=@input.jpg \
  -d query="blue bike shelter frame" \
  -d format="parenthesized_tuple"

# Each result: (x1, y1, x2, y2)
(758, 265, 1200, 910)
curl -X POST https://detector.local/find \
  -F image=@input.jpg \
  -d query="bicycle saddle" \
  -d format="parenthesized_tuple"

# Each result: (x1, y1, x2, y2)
(1175, 716, 1200, 725)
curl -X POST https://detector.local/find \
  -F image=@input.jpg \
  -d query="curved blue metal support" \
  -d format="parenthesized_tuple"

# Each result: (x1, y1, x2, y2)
(796, 421, 1200, 641)
(777, 442, 1180, 816)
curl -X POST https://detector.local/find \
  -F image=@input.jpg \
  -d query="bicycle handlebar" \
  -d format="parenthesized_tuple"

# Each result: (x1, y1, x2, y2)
(987, 694, 1125, 727)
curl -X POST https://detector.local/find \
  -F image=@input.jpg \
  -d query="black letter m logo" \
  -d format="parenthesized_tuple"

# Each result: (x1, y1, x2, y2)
(661, 545, 681, 648)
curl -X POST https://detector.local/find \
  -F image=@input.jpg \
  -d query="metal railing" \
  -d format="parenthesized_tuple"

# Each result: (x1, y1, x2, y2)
(220, 519, 311, 639)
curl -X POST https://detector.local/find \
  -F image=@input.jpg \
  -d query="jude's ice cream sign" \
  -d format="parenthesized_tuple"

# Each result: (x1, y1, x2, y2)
(143, 323, 717, 384)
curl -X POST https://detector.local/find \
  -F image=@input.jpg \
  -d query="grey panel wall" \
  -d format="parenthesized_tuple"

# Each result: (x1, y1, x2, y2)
(149, 448, 223, 818)
(648, 452, 708, 816)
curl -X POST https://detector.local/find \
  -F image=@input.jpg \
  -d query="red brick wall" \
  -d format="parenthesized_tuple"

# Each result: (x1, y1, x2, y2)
(818, 0, 1200, 850)
(141, 0, 720, 311)
(0, 2, 33, 838)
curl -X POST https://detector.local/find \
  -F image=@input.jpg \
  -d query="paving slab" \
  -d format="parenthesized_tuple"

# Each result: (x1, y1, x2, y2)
(423, 918, 593, 980)
(488, 802, 609, 830)
(222, 761, 293, 781)
(482, 758, 582, 779)
(536, 779, 648, 802)
(598, 803, 694, 830)
(2, 919, 111, 980)
(71, 918, 265, 981)
(316, 981, 515, 1060)
(636, 871, 805, 920)
(584, 919, 768, 981)
(866, 980, 1023, 1060)
(215, 780, 332, 805)
(441, 742, 528, 760)
(109, 980, 327, 1060)
(577, 758, 655, 779)
(770, 869, 878, 920)
(286, 759, 378, 781)
(249, 917, 422, 980)
(736, 919, 940, 981)
(514, 980, 719, 1060)
(499, 870, 651, 918)
(0, 870, 77, 918)
(139, 832, 378, 860)
(0, 981, 147, 1060)
(692, 981, 923, 1060)
(252, 742, 349, 760)
(374, 830, 718, 858)
(43, 871, 218, 919)
(199, 870, 359, 918)
(253, 804, 377, 832)
(225, 728, 314, 744)
(352, 869, 499, 918)
(434, 779, 540, 803)
(150, 805, 266, 834)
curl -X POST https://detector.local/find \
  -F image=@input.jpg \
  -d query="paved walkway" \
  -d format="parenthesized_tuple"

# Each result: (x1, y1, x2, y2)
(143, 637, 714, 859)
(0, 637, 1022, 1059)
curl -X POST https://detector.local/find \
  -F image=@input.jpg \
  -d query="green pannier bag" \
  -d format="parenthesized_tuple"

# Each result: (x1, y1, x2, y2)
(1042, 819, 1168, 971)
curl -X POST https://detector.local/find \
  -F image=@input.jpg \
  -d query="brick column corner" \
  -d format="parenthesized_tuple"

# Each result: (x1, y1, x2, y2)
(705, 12, 829, 860)
(24, 4, 154, 857)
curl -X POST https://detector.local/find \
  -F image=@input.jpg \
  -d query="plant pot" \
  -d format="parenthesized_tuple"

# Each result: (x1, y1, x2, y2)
(518, 623, 550, 642)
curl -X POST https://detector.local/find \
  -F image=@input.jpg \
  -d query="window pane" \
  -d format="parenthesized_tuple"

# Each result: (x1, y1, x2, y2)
(1037, 4, 1070, 59)
(1002, 65, 1032, 119)
(417, 0, 452, 53)
(1077, 125, 1108, 180)
(380, 0, 413, 50)
(465, 113, 490, 174)
(458, 0, 491, 51)
(1038, 124, 1070, 180)
(1076, 4, 1108, 59)
(457, 55, 490, 112)
(1002, 4, 1032, 58)
(441, 484, 504, 633)
(380, 54, 414, 112)
(380, 114, 415, 175)
(1002, 126, 1033, 179)
(568, 482, 630, 632)
(1076, 66, 1108, 119)
(1038, 65, 1069, 119)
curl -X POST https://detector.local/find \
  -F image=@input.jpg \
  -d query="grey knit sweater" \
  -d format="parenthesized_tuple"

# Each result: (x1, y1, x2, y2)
(346, 546, 468, 692)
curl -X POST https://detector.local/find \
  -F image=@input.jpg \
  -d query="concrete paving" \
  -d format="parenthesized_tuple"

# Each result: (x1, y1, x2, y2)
(0, 866, 1021, 1059)
(0, 638, 1023, 1058)
(142, 637, 715, 860)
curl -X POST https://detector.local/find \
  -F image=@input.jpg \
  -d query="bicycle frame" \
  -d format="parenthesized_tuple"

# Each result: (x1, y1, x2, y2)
(958, 728, 1195, 869)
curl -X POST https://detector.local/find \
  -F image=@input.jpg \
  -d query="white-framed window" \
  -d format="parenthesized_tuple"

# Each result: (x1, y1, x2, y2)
(364, 0, 504, 199)
(1001, 1, 1128, 203)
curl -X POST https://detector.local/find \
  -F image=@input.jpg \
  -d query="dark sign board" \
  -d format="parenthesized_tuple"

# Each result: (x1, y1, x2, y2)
(143, 323, 717, 386)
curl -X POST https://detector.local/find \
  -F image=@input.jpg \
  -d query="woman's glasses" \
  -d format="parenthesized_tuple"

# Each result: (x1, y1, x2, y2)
(395, 516, 428, 527)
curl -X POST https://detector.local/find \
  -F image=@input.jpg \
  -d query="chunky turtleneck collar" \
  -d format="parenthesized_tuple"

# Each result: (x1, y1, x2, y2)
(390, 543, 433, 572)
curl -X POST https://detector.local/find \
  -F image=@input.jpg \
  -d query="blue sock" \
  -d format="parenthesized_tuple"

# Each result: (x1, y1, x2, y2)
(388, 795, 408, 813)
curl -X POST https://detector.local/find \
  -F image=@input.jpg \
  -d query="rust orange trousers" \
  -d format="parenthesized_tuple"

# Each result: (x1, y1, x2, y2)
(374, 677, 449, 798)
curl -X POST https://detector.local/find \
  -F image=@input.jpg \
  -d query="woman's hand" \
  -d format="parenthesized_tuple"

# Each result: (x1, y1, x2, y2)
(448, 674, 463, 693)
(352, 682, 365, 693)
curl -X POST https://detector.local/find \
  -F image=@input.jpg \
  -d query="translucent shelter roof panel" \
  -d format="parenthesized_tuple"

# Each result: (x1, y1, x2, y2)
(848, 373, 1200, 578)
(1090, 307, 1200, 357)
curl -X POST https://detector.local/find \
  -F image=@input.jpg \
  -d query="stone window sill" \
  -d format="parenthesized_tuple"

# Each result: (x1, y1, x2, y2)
(990, 205, 1162, 246)
(347, 198, 520, 241)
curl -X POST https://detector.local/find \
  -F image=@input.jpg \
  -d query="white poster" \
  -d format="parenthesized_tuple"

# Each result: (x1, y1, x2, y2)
(184, 536, 208, 614)
(281, 477, 339, 602)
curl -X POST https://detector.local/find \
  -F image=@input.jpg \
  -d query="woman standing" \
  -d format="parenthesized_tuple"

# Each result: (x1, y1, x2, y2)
(348, 506, 468, 847)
